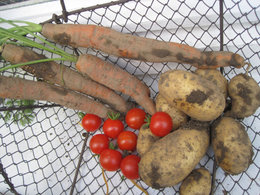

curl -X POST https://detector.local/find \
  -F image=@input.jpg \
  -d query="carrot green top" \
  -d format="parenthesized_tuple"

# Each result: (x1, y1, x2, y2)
(0, 17, 78, 72)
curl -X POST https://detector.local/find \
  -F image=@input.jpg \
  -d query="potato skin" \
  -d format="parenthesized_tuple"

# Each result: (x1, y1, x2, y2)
(158, 70, 225, 121)
(136, 124, 159, 156)
(156, 93, 188, 130)
(211, 117, 253, 175)
(195, 69, 228, 99)
(139, 121, 209, 189)
(227, 73, 260, 118)
(180, 167, 211, 195)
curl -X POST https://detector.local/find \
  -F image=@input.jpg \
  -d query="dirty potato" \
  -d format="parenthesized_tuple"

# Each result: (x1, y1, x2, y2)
(136, 124, 159, 156)
(180, 167, 211, 195)
(158, 70, 225, 121)
(227, 73, 260, 118)
(211, 116, 253, 175)
(195, 69, 228, 99)
(139, 121, 210, 188)
(156, 93, 188, 130)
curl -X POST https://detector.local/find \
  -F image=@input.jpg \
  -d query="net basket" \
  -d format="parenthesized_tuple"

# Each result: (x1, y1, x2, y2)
(0, 0, 259, 194)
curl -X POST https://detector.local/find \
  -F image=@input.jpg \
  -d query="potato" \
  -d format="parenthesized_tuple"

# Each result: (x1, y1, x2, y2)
(227, 73, 260, 118)
(158, 70, 225, 121)
(211, 116, 253, 175)
(195, 69, 228, 99)
(139, 121, 209, 189)
(136, 124, 159, 156)
(156, 93, 188, 130)
(180, 167, 211, 195)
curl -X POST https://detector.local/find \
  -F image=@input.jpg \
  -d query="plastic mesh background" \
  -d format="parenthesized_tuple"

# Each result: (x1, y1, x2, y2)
(0, 0, 259, 194)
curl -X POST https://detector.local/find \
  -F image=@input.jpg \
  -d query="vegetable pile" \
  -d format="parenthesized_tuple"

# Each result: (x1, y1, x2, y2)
(0, 18, 154, 118)
(0, 18, 259, 194)
(137, 67, 258, 192)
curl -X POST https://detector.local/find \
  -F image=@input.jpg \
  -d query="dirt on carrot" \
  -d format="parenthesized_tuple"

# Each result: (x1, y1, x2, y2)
(41, 23, 245, 69)
(1, 44, 132, 114)
(75, 54, 156, 115)
(0, 75, 114, 118)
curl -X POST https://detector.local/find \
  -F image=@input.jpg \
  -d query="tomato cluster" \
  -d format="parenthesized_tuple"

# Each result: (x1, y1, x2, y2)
(81, 109, 145, 180)
(81, 108, 173, 180)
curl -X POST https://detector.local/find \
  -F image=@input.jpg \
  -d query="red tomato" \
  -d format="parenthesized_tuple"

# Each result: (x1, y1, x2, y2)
(89, 134, 109, 154)
(103, 118, 124, 139)
(117, 131, 137, 151)
(99, 149, 122, 171)
(120, 155, 141, 179)
(125, 108, 146, 129)
(150, 112, 173, 137)
(82, 114, 102, 132)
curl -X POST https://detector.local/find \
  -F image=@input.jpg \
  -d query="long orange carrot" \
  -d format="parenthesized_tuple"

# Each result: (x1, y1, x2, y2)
(75, 54, 156, 115)
(0, 75, 114, 118)
(1, 44, 132, 113)
(41, 23, 245, 69)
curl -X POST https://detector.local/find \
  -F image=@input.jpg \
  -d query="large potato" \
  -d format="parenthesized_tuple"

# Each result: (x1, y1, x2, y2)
(227, 73, 260, 118)
(180, 167, 211, 195)
(158, 70, 225, 121)
(139, 121, 209, 189)
(156, 93, 188, 130)
(136, 124, 159, 156)
(195, 69, 228, 99)
(211, 116, 253, 175)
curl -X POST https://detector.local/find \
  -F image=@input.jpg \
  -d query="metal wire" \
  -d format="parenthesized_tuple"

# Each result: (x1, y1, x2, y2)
(0, 0, 27, 6)
(0, 163, 20, 195)
(69, 133, 89, 195)
(0, 0, 260, 194)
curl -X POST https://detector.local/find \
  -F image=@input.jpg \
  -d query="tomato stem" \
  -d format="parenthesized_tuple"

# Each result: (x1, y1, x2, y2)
(78, 112, 85, 120)
(121, 175, 126, 180)
(109, 142, 117, 150)
(143, 114, 151, 128)
(107, 111, 121, 120)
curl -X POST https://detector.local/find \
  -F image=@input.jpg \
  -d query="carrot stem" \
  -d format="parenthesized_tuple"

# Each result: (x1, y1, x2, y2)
(0, 18, 77, 65)
(0, 18, 42, 32)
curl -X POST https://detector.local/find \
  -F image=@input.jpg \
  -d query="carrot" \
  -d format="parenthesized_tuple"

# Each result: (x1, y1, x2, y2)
(41, 23, 246, 69)
(1, 44, 132, 113)
(75, 54, 156, 115)
(0, 75, 114, 118)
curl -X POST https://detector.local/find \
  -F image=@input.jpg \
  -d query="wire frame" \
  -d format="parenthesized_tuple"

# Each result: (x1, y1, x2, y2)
(0, 0, 259, 194)
(0, 0, 27, 6)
